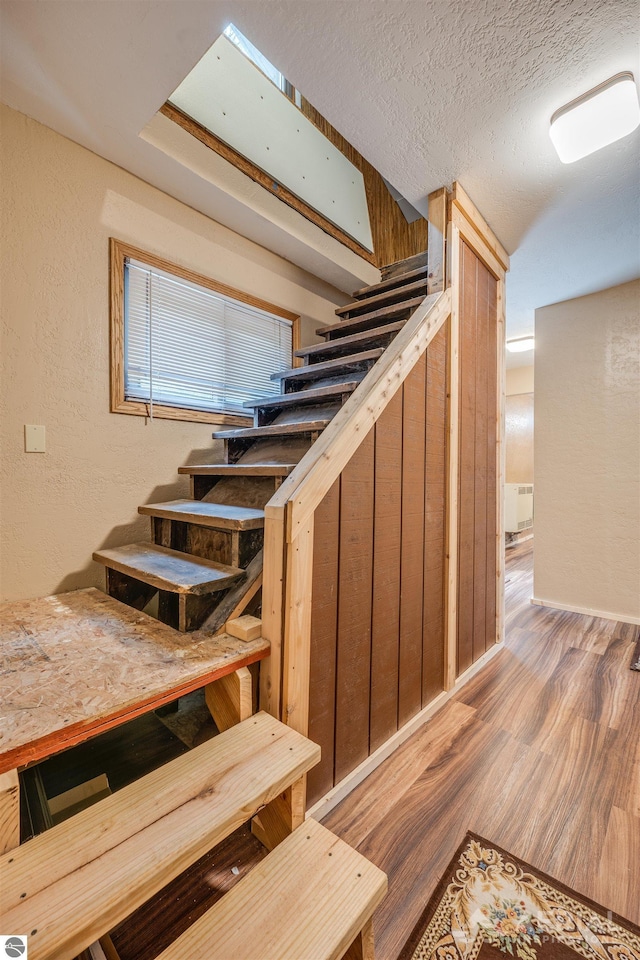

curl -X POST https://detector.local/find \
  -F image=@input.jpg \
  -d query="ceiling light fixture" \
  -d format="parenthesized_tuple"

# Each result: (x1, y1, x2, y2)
(549, 72, 640, 163)
(506, 337, 535, 354)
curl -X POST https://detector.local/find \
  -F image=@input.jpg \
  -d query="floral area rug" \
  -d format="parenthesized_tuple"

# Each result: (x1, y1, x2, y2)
(399, 833, 639, 960)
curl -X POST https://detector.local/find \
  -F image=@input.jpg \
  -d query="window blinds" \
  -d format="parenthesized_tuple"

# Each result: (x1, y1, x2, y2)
(124, 259, 292, 414)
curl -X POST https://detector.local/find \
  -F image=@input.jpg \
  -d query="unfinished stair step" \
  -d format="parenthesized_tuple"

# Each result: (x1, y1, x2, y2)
(0, 712, 320, 960)
(212, 419, 332, 441)
(93, 542, 244, 595)
(351, 262, 428, 299)
(153, 817, 388, 960)
(316, 296, 423, 340)
(243, 380, 360, 411)
(296, 320, 405, 362)
(178, 464, 296, 478)
(139, 499, 264, 531)
(335, 276, 428, 317)
(380, 250, 428, 280)
(271, 348, 384, 384)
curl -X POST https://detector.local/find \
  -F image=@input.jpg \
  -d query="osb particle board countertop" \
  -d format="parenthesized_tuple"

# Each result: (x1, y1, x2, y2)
(0, 588, 270, 772)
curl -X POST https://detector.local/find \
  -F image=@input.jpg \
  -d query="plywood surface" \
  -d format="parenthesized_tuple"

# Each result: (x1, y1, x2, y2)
(0, 588, 269, 771)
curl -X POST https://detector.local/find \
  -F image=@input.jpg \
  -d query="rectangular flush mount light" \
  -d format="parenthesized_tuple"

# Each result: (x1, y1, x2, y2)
(506, 337, 535, 353)
(550, 72, 640, 163)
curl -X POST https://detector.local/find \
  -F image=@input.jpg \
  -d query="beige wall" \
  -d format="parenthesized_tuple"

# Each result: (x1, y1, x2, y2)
(0, 104, 344, 601)
(506, 365, 534, 396)
(534, 280, 640, 622)
(505, 364, 534, 484)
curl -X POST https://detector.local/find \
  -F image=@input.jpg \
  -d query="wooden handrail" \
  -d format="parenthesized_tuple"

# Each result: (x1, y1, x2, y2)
(266, 286, 452, 541)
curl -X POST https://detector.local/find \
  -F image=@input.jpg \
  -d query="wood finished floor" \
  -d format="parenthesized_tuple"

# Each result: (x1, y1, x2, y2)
(324, 538, 640, 959)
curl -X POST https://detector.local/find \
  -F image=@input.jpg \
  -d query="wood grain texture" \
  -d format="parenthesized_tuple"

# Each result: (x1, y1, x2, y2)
(308, 479, 341, 804)
(398, 357, 426, 728)
(370, 392, 403, 753)
(457, 240, 499, 674)
(153, 818, 387, 960)
(335, 433, 375, 784)
(324, 540, 640, 959)
(0, 588, 269, 771)
(204, 666, 253, 732)
(0, 769, 19, 854)
(1, 713, 320, 960)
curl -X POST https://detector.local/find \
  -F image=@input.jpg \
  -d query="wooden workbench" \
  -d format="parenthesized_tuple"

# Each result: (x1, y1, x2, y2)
(0, 588, 270, 852)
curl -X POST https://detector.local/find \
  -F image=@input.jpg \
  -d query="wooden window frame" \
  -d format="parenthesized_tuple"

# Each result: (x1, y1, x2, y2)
(109, 238, 300, 427)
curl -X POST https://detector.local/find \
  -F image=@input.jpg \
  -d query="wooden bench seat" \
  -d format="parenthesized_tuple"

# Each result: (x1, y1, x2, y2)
(0, 712, 320, 960)
(154, 817, 388, 960)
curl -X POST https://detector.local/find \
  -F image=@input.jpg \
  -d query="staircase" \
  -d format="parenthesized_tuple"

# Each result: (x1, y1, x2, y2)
(94, 252, 428, 632)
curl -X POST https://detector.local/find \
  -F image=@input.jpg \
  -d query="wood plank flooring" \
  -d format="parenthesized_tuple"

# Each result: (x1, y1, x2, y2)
(323, 539, 640, 959)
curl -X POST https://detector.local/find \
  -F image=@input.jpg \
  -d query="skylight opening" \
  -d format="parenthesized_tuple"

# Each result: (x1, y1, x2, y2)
(223, 23, 296, 101)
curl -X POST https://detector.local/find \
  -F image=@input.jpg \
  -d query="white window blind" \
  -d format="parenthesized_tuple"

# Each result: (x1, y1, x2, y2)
(124, 258, 292, 414)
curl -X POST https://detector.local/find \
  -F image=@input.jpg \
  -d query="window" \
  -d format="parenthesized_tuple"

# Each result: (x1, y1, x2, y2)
(110, 240, 299, 425)
(223, 23, 300, 104)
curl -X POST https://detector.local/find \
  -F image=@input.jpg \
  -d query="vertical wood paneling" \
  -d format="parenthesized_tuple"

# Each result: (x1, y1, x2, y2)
(457, 240, 499, 673)
(423, 323, 448, 704)
(307, 479, 340, 805)
(334, 433, 375, 784)
(473, 264, 489, 662)
(398, 358, 427, 728)
(458, 243, 477, 674)
(370, 393, 403, 752)
(486, 277, 498, 652)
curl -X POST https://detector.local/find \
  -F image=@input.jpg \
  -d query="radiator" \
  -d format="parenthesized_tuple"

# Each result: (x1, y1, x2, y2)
(504, 483, 534, 533)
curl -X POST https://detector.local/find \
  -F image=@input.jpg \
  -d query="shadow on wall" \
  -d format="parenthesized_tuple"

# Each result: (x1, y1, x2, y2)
(52, 474, 201, 595)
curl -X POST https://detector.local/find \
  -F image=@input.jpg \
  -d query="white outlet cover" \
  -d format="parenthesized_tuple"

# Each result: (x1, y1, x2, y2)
(25, 424, 46, 452)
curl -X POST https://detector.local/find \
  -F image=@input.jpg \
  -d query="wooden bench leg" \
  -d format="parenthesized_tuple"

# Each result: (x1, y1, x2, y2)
(0, 769, 20, 854)
(251, 776, 305, 852)
(343, 917, 375, 960)
(204, 666, 253, 733)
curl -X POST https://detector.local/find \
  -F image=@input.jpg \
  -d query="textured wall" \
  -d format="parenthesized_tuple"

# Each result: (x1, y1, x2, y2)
(0, 105, 342, 601)
(534, 281, 640, 621)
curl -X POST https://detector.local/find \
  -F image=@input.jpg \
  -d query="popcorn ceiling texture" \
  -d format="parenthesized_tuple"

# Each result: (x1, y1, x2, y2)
(0, 105, 341, 601)
(534, 280, 640, 622)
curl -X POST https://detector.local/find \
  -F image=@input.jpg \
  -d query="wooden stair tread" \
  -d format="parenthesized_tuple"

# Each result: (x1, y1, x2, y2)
(271, 348, 384, 382)
(93, 542, 244, 595)
(296, 320, 405, 360)
(0, 712, 320, 960)
(335, 277, 427, 317)
(139, 499, 265, 531)
(212, 419, 332, 440)
(243, 381, 360, 410)
(178, 464, 296, 477)
(316, 296, 423, 339)
(154, 817, 388, 960)
(380, 250, 428, 280)
(351, 263, 428, 299)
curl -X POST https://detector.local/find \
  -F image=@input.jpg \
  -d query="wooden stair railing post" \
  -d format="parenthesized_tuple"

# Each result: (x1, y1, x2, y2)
(0, 769, 20, 855)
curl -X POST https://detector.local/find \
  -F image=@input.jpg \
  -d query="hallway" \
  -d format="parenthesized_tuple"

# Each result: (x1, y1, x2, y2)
(324, 539, 640, 959)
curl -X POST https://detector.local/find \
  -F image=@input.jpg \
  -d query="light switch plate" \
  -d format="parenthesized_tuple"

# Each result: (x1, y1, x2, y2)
(25, 424, 46, 452)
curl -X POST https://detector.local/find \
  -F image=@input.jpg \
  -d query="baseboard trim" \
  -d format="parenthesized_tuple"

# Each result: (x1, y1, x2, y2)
(530, 597, 640, 626)
(306, 640, 503, 823)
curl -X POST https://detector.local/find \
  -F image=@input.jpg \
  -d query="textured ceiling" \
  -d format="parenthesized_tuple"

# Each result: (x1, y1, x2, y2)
(1, 0, 639, 347)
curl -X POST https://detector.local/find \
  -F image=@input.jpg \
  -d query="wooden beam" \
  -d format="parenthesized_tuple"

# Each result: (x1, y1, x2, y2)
(250, 777, 305, 852)
(444, 223, 461, 691)
(281, 518, 315, 736)
(225, 615, 262, 642)
(496, 277, 507, 644)
(451, 182, 510, 272)
(450, 206, 504, 280)
(427, 187, 448, 295)
(0, 769, 19, 855)
(205, 667, 253, 732)
(259, 507, 285, 718)
(269, 289, 451, 542)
